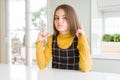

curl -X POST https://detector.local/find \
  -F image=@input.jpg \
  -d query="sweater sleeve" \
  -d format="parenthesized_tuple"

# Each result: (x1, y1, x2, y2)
(77, 35, 92, 72)
(36, 35, 52, 70)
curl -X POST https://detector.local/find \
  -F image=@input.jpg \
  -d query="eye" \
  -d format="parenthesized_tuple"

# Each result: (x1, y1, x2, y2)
(54, 17, 59, 20)
(63, 16, 67, 20)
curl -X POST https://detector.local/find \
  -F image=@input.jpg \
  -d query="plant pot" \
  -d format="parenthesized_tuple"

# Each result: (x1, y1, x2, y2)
(101, 42, 120, 53)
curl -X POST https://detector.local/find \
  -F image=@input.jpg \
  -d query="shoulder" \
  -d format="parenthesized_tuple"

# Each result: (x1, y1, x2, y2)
(77, 35, 88, 40)
(47, 34, 53, 42)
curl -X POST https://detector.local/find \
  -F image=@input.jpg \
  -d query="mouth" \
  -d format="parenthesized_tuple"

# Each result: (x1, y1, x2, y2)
(57, 24, 64, 27)
(56, 25, 63, 29)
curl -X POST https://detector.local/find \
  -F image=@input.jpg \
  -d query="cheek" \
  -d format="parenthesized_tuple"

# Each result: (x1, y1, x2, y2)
(54, 22, 58, 28)
(64, 23, 69, 29)
(54, 20, 57, 24)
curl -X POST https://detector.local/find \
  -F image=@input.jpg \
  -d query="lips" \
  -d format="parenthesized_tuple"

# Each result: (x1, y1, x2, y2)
(57, 23, 64, 27)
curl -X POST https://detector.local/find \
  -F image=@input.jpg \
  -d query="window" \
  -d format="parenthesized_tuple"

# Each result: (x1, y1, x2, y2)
(104, 12, 120, 34)
(91, 0, 120, 59)
(7, 0, 47, 65)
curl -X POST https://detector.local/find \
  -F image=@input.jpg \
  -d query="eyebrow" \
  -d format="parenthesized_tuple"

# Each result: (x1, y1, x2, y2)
(55, 14, 66, 16)
(54, 15, 66, 17)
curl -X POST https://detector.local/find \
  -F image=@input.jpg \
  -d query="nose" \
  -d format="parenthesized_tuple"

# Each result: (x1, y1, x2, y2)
(58, 18, 64, 24)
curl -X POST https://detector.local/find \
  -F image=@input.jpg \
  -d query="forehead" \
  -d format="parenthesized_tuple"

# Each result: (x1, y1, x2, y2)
(55, 9, 66, 16)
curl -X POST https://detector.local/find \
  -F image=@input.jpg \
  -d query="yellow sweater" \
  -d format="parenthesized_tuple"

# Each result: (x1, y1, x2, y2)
(36, 34, 92, 72)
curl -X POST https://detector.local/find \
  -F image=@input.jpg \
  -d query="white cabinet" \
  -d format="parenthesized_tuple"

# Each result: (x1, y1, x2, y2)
(97, 0, 120, 11)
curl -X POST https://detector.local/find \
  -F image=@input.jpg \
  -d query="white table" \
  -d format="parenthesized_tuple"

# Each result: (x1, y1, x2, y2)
(0, 64, 120, 80)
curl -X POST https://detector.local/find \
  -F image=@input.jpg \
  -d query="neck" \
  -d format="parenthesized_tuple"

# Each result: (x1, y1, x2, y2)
(59, 31, 69, 34)
(58, 33, 73, 38)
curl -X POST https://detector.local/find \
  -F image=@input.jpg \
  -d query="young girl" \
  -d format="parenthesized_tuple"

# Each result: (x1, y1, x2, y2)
(36, 4, 92, 72)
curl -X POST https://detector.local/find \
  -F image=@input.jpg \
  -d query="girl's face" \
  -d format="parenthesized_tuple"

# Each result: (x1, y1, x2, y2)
(54, 9, 70, 34)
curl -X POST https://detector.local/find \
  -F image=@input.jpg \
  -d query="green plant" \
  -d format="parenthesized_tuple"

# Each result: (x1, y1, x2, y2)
(102, 34, 113, 42)
(32, 7, 47, 29)
(103, 33, 120, 42)
(112, 33, 120, 42)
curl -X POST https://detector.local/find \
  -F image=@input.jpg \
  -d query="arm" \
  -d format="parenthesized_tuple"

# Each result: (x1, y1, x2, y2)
(36, 35, 52, 70)
(77, 35, 92, 72)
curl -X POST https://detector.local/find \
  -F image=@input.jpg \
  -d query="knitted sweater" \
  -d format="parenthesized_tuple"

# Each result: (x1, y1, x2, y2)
(36, 33, 92, 72)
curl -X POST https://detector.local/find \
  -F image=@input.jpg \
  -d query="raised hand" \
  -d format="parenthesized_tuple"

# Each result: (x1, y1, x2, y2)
(76, 24, 85, 37)
(37, 24, 49, 41)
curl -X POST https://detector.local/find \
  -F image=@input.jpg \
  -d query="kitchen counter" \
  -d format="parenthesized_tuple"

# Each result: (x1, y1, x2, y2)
(0, 64, 120, 80)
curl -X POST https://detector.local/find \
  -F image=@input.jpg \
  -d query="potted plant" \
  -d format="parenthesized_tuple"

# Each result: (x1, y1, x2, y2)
(101, 33, 120, 53)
